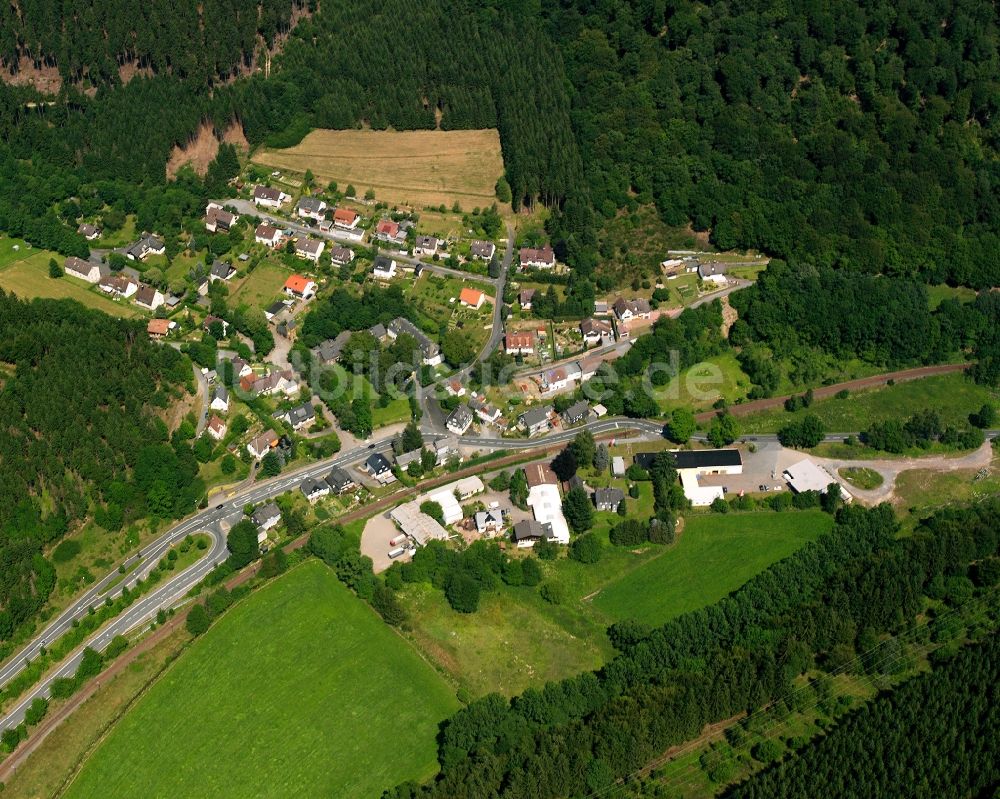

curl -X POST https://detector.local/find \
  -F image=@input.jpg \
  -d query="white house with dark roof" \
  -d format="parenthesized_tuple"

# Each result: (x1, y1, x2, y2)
(372, 256, 397, 281)
(255, 223, 282, 248)
(133, 284, 164, 311)
(594, 487, 625, 512)
(209, 260, 236, 282)
(299, 477, 330, 503)
(613, 297, 652, 322)
(253, 185, 289, 208)
(470, 240, 495, 260)
(446, 404, 474, 435)
(251, 503, 281, 542)
(210, 384, 229, 413)
(325, 466, 357, 494)
(125, 235, 165, 261)
(294, 238, 325, 263)
(518, 406, 553, 436)
(205, 203, 237, 233)
(364, 452, 395, 484)
(64, 257, 102, 283)
(330, 246, 354, 266)
(295, 197, 327, 222)
(414, 235, 438, 256)
(519, 245, 555, 269)
(77, 223, 101, 240)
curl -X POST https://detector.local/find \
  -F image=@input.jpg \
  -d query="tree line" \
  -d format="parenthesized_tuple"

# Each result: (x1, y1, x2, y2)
(382, 498, 1000, 798)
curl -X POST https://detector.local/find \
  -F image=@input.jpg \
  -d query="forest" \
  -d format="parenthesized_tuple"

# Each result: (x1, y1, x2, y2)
(0, 293, 200, 641)
(0, 0, 301, 85)
(724, 633, 1000, 799)
(2, 0, 999, 289)
(383, 498, 1000, 798)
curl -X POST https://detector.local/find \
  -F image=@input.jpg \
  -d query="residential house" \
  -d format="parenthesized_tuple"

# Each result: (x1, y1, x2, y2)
(98, 274, 139, 299)
(299, 477, 330, 503)
(274, 402, 315, 430)
(539, 362, 582, 394)
(133, 284, 164, 311)
(283, 274, 317, 299)
(203, 315, 230, 337)
(312, 331, 351, 364)
(444, 379, 465, 397)
(475, 509, 505, 537)
(240, 370, 298, 398)
(330, 246, 354, 266)
(395, 449, 423, 471)
(560, 400, 591, 426)
(64, 256, 102, 283)
(613, 297, 652, 322)
(512, 518, 551, 548)
(125, 235, 165, 261)
(580, 318, 614, 347)
(251, 503, 281, 542)
(332, 208, 360, 230)
(325, 466, 357, 494)
(295, 197, 327, 222)
(459, 287, 485, 309)
(265, 300, 288, 321)
(209, 260, 236, 282)
(364, 452, 395, 484)
(372, 255, 397, 281)
(505, 331, 535, 355)
(374, 219, 404, 243)
(147, 318, 172, 339)
(369, 323, 388, 341)
(519, 406, 553, 436)
(77, 223, 101, 240)
(206, 415, 227, 441)
(386, 317, 441, 366)
(469, 396, 502, 427)
(252, 185, 289, 208)
(246, 429, 279, 460)
(294, 238, 325, 263)
(210, 385, 229, 413)
(519, 289, 536, 310)
(195, 275, 210, 296)
(519, 245, 556, 269)
(204, 203, 237, 233)
(255, 223, 282, 248)
(446, 404, 474, 435)
(470, 240, 495, 260)
(433, 436, 459, 466)
(414, 235, 438, 256)
(697, 261, 729, 284)
(230, 356, 253, 379)
(594, 487, 625, 512)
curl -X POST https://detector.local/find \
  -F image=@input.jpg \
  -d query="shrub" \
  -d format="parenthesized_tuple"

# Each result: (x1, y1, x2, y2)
(521, 558, 543, 586)
(24, 697, 49, 726)
(534, 537, 559, 560)
(372, 583, 406, 626)
(104, 635, 128, 660)
(186, 604, 211, 635)
(751, 738, 785, 764)
(445, 571, 481, 613)
(540, 581, 565, 605)
(610, 519, 647, 546)
(570, 533, 602, 564)
(50, 677, 78, 699)
(75, 647, 103, 680)
(710, 497, 729, 513)
(607, 619, 651, 651)
(52, 539, 82, 563)
(501, 558, 524, 586)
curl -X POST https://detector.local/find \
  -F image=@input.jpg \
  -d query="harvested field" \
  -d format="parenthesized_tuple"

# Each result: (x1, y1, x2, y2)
(252, 129, 504, 208)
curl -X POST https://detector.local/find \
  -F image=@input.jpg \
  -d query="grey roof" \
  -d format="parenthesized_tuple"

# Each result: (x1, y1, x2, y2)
(519, 406, 552, 428)
(325, 466, 356, 491)
(296, 197, 325, 213)
(212, 385, 228, 403)
(254, 185, 282, 201)
(512, 518, 549, 541)
(470, 240, 495, 258)
(373, 255, 395, 272)
(278, 403, 315, 427)
(387, 317, 438, 359)
(251, 502, 281, 526)
(395, 449, 423, 468)
(300, 477, 328, 497)
(295, 238, 323, 255)
(447, 404, 474, 430)
(330, 246, 354, 264)
(365, 452, 392, 474)
(369, 323, 387, 340)
(266, 300, 286, 316)
(210, 260, 235, 279)
(313, 331, 351, 363)
(594, 487, 625, 508)
(561, 400, 590, 423)
(416, 235, 437, 249)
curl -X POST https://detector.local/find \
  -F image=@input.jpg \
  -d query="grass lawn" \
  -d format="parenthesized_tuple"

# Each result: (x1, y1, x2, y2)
(593, 511, 834, 627)
(229, 261, 292, 309)
(893, 450, 1000, 517)
(740, 373, 998, 435)
(0, 247, 140, 318)
(660, 352, 752, 414)
(839, 467, 884, 490)
(926, 283, 977, 309)
(65, 561, 459, 799)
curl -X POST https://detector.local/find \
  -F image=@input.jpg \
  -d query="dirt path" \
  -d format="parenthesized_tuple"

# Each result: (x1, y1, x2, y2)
(694, 362, 970, 423)
(813, 440, 994, 505)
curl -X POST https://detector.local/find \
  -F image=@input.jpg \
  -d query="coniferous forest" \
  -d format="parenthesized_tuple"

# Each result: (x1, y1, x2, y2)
(0, 294, 199, 641)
